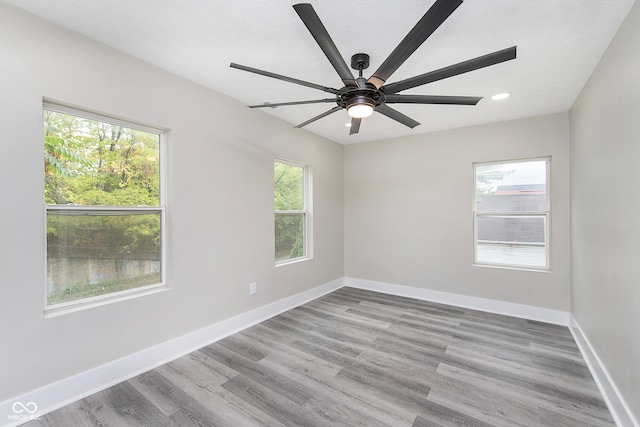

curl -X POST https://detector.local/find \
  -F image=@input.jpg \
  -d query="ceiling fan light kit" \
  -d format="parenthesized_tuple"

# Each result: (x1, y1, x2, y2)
(347, 100, 374, 119)
(231, 0, 517, 135)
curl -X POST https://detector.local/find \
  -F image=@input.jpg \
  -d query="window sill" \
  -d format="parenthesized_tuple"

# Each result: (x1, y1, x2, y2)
(275, 256, 312, 268)
(473, 262, 551, 273)
(44, 284, 169, 318)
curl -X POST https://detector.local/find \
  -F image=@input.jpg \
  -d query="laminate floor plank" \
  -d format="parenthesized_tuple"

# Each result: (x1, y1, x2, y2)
(335, 363, 436, 420)
(240, 327, 344, 376)
(272, 310, 328, 331)
(199, 343, 315, 406)
(289, 336, 360, 368)
(153, 362, 283, 427)
(258, 355, 411, 427)
(252, 336, 409, 426)
(447, 336, 534, 366)
(437, 362, 614, 427)
(385, 323, 452, 350)
(356, 299, 424, 318)
(303, 298, 351, 314)
(302, 396, 394, 427)
(26, 289, 615, 427)
(427, 385, 540, 427)
(310, 324, 380, 352)
(127, 375, 184, 417)
(353, 350, 442, 389)
(241, 322, 297, 345)
(165, 351, 238, 387)
(67, 381, 178, 427)
(395, 315, 460, 338)
(262, 316, 316, 335)
(529, 340, 584, 363)
(458, 319, 546, 344)
(537, 406, 612, 427)
(370, 335, 445, 370)
(297, 305, 393, 333)
(446, 341, 605, 402)
(443, 345, 548, 391)
(315, 290, 364, 307)
(294, 328, 364, 359)
(31, 400, 99, 427)
(411, 402, 497, 427)
(221, 375, 325, 427)
(215, 333, 270, 362)
(368, 297, 465, 320)
(133, 370, 226, 426)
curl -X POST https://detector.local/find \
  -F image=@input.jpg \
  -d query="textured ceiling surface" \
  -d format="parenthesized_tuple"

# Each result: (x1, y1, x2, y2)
(2, 0, 635, 144)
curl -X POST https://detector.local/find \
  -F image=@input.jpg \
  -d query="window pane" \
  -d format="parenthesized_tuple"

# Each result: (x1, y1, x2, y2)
(477, 215, 545, 244)
(274, 162, 303, 211)
(275, 213, 304, 262)
(47, 211, 161, 305)
(44, 110, 160, 207)
(475, 160, 546, 212)
(476, 214, 547, 267)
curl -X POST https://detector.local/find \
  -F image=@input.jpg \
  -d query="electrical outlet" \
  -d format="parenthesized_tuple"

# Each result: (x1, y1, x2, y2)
(249, 282, 257, 295)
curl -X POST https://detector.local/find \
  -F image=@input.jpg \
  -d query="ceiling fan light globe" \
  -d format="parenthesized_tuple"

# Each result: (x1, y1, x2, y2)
(347, 104, 374, 118)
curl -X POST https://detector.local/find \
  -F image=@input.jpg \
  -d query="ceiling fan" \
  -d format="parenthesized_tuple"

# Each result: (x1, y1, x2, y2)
(230, 0, 517, 135)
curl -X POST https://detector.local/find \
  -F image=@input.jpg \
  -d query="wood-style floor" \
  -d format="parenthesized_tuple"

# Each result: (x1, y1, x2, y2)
(27, 287, 615, 426)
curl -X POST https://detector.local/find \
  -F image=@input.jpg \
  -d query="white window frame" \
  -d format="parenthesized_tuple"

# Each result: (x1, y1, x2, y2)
(43, 101, 167, 315)
(473, 157, 550, 271)
(274, 158, 312, 266)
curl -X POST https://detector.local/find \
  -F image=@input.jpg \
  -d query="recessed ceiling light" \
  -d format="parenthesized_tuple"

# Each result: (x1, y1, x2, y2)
(491, 92, 511, 101)
(345, 122, 352, 128)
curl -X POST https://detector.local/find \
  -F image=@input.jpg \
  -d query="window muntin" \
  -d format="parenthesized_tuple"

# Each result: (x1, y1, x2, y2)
(474, 158, 549, 269)
(274, 160, 308, 264)
(44, 103, 165, 309)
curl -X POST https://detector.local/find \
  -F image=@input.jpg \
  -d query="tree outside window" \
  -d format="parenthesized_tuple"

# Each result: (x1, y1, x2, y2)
(274, 160, 308, 264)
(44, 104, 165, 308)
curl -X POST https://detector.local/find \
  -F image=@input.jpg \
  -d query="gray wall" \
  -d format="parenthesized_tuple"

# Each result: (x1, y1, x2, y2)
(344, 113, 571, 310)
(570, 0, 640, 420)
(0, 3, 344, 402)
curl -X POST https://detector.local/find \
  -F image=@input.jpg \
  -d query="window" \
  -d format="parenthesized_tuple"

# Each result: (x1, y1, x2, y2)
(274, 160, 310, 264)
(44, 102, 165, 309)
(474, 158, 549, 269)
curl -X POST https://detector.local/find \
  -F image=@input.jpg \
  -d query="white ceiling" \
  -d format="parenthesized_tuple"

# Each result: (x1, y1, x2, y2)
(3, 0, 635, 144)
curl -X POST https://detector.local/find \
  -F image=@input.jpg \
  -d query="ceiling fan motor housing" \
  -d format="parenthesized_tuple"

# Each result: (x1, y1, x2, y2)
(339, 87, 385, 111)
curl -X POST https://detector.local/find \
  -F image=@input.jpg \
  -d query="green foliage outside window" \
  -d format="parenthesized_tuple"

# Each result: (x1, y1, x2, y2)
(44, 108, 163, 306)
(44, 110, 160, 207)
(274, 161, 305, 262)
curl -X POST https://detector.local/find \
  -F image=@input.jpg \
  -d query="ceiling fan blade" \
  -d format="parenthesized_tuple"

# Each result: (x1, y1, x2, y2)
(293, 3, 356, 87)
(382, 46, 517, 94)
(376, 105, 420, 129)
(230, 63, 341, 95)
(367, 0, 463, 89)
(295, 106, 343, 128)
(385, 94, 481, 105)
(349, 117, 362, 135)
(248, 99, 336, 108)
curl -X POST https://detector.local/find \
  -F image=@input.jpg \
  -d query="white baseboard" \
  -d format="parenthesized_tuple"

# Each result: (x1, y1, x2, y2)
(569, 316, 639, 427)
(345, 277, 570, 325)
(0, 278, 344, 427)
